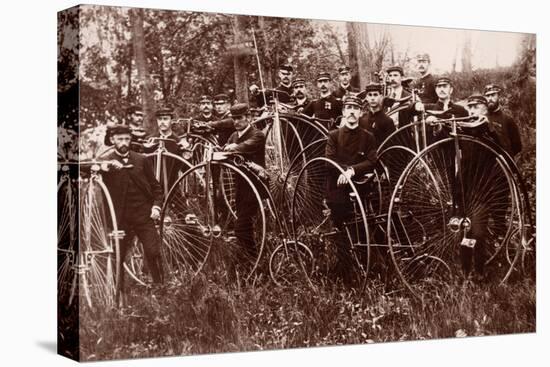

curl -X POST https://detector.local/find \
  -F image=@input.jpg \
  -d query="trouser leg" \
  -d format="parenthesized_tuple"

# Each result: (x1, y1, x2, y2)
(133, 219, 164, 284)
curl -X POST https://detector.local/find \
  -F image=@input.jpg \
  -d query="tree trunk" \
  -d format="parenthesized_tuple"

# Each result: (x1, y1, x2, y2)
(346, 22, 361, 89)
(130, 8, 155, 133)
(232, 15, 249, 104)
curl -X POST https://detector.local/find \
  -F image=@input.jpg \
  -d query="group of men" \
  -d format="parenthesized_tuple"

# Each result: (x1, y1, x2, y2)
(101, 51, 523, 295)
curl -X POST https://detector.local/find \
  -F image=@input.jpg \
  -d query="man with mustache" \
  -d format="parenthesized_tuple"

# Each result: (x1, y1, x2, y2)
(385, 65, 414, 128)
(412, 53, 438, 103)
(207, 93, 236, 146)
(332, 65, 359, 100)
(102, 124, 164, 300)
(418, 76, 469, 119)
(484, 84, 522, 157)
(325, 95, 377, 284)
(194, 95, 215, 123)
(142, 107, 184, 192)
(291, 77, 310, 112)
(250, 64, 294, 106)
(303, 72, 343, 130)
(359, 83, 396, 147)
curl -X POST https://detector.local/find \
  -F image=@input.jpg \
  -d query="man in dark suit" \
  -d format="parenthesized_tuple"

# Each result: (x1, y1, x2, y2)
(143, 107, 184, 194)
(413, 53, 438, 104)
(484, 84, 522, 157)
(223, 103, 266, 269)
(250, 64, 294, 106)
(385, 65, 414, 128)
(332, 65, 359, 100)
(102, 125, 164, 297)
(420, 77, 469, 118)
(290, 78, 310, 113)
(208, 93, 235, 146)
(325, 95, 377, 283)
(303, 72, 343, 130)
(359, 83, 396, 147)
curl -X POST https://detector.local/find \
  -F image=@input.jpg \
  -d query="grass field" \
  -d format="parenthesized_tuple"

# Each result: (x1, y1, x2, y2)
(67, 263, 535, 361)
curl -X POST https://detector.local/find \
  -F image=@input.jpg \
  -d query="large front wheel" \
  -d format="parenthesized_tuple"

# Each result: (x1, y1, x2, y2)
(387, 136, 520, 297)
(160, 161, 268, 282)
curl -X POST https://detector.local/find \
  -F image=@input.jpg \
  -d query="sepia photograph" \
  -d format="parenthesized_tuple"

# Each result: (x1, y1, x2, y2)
(57, 3, 536, 362)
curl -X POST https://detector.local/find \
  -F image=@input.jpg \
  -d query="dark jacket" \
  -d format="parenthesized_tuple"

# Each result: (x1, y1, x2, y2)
(332, 84, 360, 99)
(359, 109, 397, 147)
(194, 113, 215, 123)
(424, 100, 469, 119)
(209, 111, 235, 146)
(254, 83, 293, 107)
(385, 88, 416, 129)
(226, 125, 266, 168)
(102, 150, 163, 222)
(413, 73, 438, 104)
(302, 94, 343, 129)
(325, 126, 377, 203)
(487, 107, 522, 157)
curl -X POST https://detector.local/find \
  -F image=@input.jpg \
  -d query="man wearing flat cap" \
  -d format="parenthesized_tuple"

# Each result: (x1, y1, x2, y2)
(359, 83, 396, 146)
(290, 78, 310, 112)
(484, 84, 522, 157)
(250, 64, 294, 106)
(325, 95, 377, 283)
(413, 53, 438, 104)
(142, 107, 184, 192)
(332, 66, 359, 100)
(303, 72, 343, 130)
(195, 95, 215, 123)
(101, 124, 164, 299)
(417, 77, 469, 119)
(223, 103, 267, 270)
(385, 65, 414, 128)
(207, 93, 236, 146)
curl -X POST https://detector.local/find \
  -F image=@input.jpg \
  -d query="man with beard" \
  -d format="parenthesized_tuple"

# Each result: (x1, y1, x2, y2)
(303, 72, 343, 130)
(325, 95, 377, 284)
(194, 95, 215, 122)
(385, 65, 414, 128)
(101, 125, 164, 300)
(104, 105, 148, 152)
(223, 103, 266, 271)
(207, 93, 236, 146)
(484, 84, 522, 157)
(359, 83, 396, 146)
(250, 64, 294, 106)
(412, 53, 438, 103)
(291, 77, 310, 112)
(332, 65, 359, 100)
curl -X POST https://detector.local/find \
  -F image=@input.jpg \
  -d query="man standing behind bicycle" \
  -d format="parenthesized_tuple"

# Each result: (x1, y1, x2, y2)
(223, 103, 267, 274)
(484, 84, 522, 157)
(208, 93, 236, 146)
(302, 72, 343, 130)
(102, 124, 164, 301)
(325, 95, 377, 284)
(143, 107, 184, 191)
(359, 83, 396, 146)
